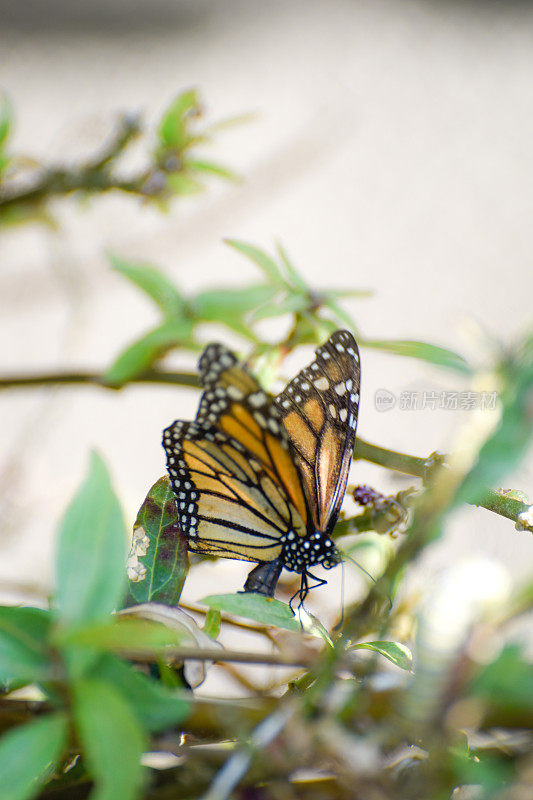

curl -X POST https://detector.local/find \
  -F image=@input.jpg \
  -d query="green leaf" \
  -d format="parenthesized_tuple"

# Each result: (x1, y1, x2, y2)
(362, 338, 471, 374)
(0, 713, 68, 800)
(224, 240, 286, 287)
(104, 318, 194, 386)
(349, 641, 413, 671)
(124, 476, 189, 607)
(55, 451, 127, 627)
(215, 315, 260, 342)
(276, 243, 308, 292)
(203, 609, 221, 640)
(109, 254, 187, 319)
(251, 293, 309, 321)
(73, 679, 146, 800)
(193, 284, 277, 320)
(324, 295, 359, 331)
(0, 606, 51, 687)
(0, 95, 11, 149)
(201, 593, 300, 632)
(158, 89, 199, 151)
(166, 172, 205, 196)
(56, 617, 192, 652)
(455, 350, 533, 506)
(188, 159, 239, 182)
(472, 644, 533, 711)
(93, 654, 190, 732)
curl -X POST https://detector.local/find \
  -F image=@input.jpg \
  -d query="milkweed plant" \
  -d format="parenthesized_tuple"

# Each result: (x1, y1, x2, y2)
(0, 90, 532, 800)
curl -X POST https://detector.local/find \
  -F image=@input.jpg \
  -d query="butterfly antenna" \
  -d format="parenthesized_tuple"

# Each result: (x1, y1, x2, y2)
(339, 549, 377, 584)
(340, 550, 394, 611)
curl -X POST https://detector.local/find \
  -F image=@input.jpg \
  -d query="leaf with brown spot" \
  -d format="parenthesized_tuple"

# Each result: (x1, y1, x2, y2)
(124, 477, 189, 608)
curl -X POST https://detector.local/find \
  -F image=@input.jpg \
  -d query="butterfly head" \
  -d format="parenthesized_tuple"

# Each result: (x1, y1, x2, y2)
(280, 530, 341, 574)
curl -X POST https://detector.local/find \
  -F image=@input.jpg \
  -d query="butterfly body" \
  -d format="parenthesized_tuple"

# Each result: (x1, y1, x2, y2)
(163, 330, 360, 602)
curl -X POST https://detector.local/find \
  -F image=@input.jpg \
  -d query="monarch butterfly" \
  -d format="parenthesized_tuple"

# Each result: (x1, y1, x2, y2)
(162, 329, 360, 604)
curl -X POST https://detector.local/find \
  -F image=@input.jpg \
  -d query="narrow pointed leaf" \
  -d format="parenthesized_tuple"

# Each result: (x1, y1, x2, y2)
(193, 284, 277, 319)
(362, 339, 471, 374)
(324, 296, 359, 331)
(124, 476, 189, 607)
(188, 159, 239, 181)
(202, 593, 300, 632)
(109, 254, 187, 319)
(73, 679, 145, 800)
(0, 713, 68, 800)
(349, 640, 413, 671)
(166, 172, 204, 196)
(56, 452, 127, 627)
(251, 293, 308, 321)
(276, 243, 308, 291)
(224, 240, 286, 287)
(104, 318, 194, 386)
(158, 89, 199, 151)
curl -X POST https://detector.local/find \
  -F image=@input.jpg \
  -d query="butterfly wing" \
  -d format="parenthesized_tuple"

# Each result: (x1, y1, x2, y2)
(163, 344, 310, 564)
(273, 330, 360, 533)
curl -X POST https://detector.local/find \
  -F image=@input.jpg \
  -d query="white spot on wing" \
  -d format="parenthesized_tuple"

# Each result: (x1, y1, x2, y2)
(314, 376, 329, 391)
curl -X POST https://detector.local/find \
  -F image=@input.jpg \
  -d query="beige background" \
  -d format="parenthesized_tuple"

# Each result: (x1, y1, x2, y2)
(1, 0, 532, 670)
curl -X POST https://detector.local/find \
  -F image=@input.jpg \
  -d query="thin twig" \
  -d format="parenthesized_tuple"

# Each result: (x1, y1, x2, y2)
(0, 115, 143, 214)
(0, 369, 199, 390)
(354, 437, 532, 529)
(120, 644, 315, 669)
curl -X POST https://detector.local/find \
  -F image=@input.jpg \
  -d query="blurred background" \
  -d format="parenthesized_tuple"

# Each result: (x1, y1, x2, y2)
(0, 0, 531, 644)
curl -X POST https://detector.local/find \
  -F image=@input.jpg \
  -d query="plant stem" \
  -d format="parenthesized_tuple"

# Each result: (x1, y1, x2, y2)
(354, 437, 532, 530)
(121, 645, 315, 669)
(0, 115, 143, 213)
(0, 369, 199, 390)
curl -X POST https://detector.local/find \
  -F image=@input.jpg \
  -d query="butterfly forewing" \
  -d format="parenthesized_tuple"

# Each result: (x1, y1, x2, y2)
(163, 345, 309, 564)
(273, 330, 360, 533)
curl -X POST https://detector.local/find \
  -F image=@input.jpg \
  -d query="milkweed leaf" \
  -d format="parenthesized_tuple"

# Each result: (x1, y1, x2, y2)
(124, 476, 189, 607)
(56, 452, 127, 627)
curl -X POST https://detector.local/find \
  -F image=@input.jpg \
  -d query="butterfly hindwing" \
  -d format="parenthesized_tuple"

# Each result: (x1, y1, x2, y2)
(273, 330, 360, 533)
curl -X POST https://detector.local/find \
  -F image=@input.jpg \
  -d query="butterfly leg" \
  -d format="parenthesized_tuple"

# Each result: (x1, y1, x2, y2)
(241, 559, 283, 598)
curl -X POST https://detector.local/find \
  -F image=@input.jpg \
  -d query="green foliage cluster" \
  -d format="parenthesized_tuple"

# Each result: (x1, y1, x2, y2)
(105, 239, 470, 388)
(0, 89, 238, 227)
(0, 90, 532, 800)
